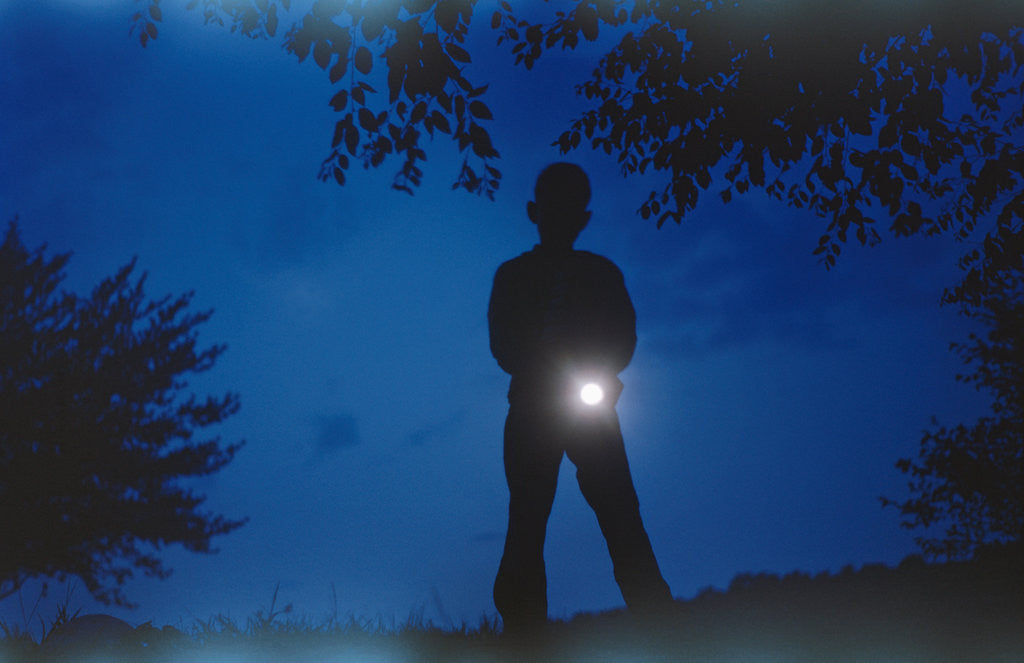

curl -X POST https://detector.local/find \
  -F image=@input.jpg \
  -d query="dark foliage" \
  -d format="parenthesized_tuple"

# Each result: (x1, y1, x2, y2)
(132, 1, 1022, 265)
(139, 0, 500, 199)
(0, 222, 247, 607)
(884, 216, 1023, 559)
(521, 1, 1024, 264)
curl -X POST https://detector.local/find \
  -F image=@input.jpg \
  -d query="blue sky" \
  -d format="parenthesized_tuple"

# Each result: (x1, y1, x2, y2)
(1, 0, 991, 631)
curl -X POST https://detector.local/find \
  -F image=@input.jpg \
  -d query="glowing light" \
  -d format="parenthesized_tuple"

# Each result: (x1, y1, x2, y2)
(580, 382, 604, 405)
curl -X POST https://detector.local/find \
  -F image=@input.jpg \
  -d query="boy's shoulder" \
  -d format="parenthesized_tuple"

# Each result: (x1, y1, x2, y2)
(498, 247, 621, 273)
(570, 249, 621, 271)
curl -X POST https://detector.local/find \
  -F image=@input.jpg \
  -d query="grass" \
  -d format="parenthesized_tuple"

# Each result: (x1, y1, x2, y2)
(2, 542, 1021, 662)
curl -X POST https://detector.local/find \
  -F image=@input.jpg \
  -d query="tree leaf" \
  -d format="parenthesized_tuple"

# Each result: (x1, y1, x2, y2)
(430, 111, 451, 134)
(469, 100, 493, 120)
(329, 90, 350, 111)
(447, 42, 471, 63)
(411, 101, 428, 123)
(577, 5, 599, 41)
(355, 46, 373, 74)
(314, 41, 331, 69)
(345, 124, 359, 155)
(358, 107, 377, 131)
(266, 8, 278, 37)
(469, 123, 495, 157)
(329, 58, 346, 83)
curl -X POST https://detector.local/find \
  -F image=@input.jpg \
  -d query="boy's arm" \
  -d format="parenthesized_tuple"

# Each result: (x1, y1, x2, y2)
(597, 260, 638, 376)
(488, 263, 527, 376)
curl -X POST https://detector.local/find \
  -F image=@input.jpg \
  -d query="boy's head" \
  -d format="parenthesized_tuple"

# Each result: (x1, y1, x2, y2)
(528, 162, 592, 249)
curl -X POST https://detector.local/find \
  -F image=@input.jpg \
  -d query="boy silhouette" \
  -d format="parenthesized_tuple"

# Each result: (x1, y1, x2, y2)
(488, 162, 673, 634)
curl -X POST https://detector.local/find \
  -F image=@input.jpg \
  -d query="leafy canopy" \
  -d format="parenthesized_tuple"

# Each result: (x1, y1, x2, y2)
(133, 0, 1023, 265)
(0, 222, 246, 607)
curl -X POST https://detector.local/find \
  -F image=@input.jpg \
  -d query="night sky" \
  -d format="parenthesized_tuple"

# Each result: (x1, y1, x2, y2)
(1, 0, 991, 631)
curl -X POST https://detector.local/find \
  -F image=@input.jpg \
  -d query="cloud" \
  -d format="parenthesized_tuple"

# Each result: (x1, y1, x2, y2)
(619, 193, 965, 357)
(405, 411, 466, 447)
(315, 413, 360, 453)
(247, 172, 359, 274)
(473, 530, 504, 544)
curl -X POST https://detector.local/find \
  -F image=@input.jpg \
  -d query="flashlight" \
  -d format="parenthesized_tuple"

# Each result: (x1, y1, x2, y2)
(580, 382, 604, 406)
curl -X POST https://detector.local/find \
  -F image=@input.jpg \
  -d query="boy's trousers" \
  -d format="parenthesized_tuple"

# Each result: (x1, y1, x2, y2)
(493, 399, 673, 631)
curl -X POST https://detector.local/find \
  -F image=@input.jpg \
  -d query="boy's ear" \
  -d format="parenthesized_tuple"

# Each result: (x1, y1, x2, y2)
(527, 201, 538, 225)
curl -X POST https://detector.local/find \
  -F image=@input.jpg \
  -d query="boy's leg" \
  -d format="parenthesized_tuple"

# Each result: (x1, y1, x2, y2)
(567, 411, 673, 613)
(494, 405, 563, 634)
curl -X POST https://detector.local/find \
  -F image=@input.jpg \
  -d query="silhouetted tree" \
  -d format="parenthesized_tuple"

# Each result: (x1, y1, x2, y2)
(883, 217, 1023, 560)
(0, 222, 246, 607)
(133, 1, 1022, 263)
